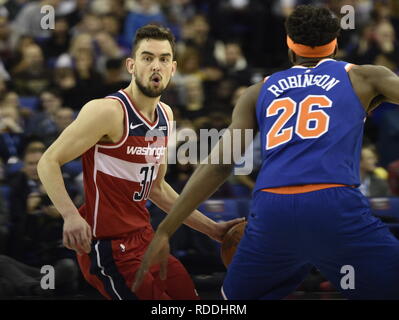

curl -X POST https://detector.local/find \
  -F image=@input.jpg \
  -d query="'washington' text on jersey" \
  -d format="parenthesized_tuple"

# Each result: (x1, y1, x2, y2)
(126, 145, 166, 159)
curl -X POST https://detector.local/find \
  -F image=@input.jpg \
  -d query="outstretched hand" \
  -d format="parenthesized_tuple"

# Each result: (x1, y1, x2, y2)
(132, 232, 170, 293)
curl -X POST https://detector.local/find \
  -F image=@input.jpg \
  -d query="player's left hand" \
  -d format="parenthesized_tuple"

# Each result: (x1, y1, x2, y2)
(209, 217, 246, 243)
(132, 231, 170, 293)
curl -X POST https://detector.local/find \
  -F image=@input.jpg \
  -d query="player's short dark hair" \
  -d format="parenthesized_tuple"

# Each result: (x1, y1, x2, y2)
(285, 5, 340, 47)
(131, 24, 176, 60)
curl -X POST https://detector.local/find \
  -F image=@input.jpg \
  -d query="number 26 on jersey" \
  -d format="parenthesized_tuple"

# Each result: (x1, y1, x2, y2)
(266, 95, 332, 150)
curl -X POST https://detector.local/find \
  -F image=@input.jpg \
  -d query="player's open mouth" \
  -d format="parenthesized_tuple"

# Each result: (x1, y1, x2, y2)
(151, 75, 161, 85)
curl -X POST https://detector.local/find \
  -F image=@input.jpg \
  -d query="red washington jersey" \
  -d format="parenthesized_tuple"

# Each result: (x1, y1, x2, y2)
(78, 90, 170, 239)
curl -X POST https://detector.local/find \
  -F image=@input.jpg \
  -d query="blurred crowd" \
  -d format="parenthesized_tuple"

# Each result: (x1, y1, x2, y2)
(0, 0, 398, 297)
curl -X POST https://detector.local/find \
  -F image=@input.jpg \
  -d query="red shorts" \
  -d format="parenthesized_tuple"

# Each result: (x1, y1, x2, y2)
(77, 225, 199, 300)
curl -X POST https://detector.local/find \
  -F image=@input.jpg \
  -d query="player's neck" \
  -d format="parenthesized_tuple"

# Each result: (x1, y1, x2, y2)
(293, 55, 334, 68)
(124, 83, 160, 122)
(295, 58, 323, 67)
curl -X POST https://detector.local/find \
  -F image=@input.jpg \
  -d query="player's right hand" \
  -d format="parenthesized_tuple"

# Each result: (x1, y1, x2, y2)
(63, 214, 92, 255)
(132, 232, 170, 293)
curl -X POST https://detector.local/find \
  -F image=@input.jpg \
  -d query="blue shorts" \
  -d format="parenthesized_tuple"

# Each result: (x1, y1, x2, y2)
(222, 186, 399, 300)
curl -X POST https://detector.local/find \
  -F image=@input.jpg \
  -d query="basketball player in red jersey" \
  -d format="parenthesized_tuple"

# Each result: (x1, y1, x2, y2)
(134, 7, 399, 299)
(37, 25, 243, 300)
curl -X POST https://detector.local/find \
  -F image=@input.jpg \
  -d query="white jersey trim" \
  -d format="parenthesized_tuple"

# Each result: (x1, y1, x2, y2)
(221, 286, 228, 300)
(93, 145, 100, 237)
(158, 102, 171, 138)
(119, 90, 160, 130)
(95, 241, 122, 300)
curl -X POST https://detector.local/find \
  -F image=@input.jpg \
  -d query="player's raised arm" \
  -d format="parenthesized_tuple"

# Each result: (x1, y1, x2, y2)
(37, 99, 123, 255)
(132, 82, 262, 291)
(352, 65, 399, 112)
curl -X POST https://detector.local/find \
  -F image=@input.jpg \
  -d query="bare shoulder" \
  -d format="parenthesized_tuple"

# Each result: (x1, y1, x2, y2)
(82, 98, 123, 115)
(230, 82, 263, 131)
(350, 64, 395, 81)
(243, 82, 263, 99)
(80, 98, 124, 118)
(233, 82, 263, 112)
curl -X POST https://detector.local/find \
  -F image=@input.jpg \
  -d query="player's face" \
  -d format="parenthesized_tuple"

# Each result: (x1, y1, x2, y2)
(128, 39, 176, 98)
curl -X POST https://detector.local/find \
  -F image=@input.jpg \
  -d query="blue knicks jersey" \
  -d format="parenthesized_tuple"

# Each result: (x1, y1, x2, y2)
(254, 59, 367, 191)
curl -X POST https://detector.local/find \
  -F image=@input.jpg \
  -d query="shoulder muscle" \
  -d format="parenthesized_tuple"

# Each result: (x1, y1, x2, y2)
(43, 98, 124, 165)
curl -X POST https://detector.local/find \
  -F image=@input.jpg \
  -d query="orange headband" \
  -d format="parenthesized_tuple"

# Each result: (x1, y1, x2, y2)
(286, 36, 337, 58)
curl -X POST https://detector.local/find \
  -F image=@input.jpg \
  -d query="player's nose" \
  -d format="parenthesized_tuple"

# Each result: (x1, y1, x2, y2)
(151, 59, 161, 71)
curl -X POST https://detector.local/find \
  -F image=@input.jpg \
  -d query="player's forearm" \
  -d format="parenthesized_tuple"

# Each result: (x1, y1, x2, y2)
(156, 162, 234, 238)
(149, 181, 218, 236)
(37, 154, 79, 219)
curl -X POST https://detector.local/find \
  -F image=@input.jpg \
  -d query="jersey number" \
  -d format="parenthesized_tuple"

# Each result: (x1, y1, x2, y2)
(266, 95, 332, 150)
(133, 166, 155, 201)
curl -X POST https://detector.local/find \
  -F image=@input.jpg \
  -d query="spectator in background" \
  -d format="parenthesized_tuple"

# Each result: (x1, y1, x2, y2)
(73, 12, 103, 37)
(11, 44, 51, 96)
(8, 149, 79, 286)
(182, 75, 205, 119)
(0, 11, 15, 68)
(53, 107, 74, 135)
(206, 78, 237, 116)
(217, 41, 252, 86)
(68, 32, 94, 58)
(161, 0, 195, 38)
(123, 0, 168, 49)
(25, 89, 63, 147)
(7, 35, 35, 72)
(102, 58, 130, 95)
(182, 14, 219, 68)
(172, 46, 205, 118)
(0, 90, 34, 122)
(372, 20, 399, 70)
(72, 48, 104, 105)
(359, 144, 391, 197)
(8, 150, 49, 261)
(54, 33, 104, 109)
(64, 0, 90, 29)
(94, 31, 125, 73)
(0, 104, 24, 165)
(40, 17, 71, 62)
(53, 64, 79, 109)
(12, 0, 61, 40)
(4, 0, 29, 21)
(347, 15, 399, 68)
(101, 13, 126, 49)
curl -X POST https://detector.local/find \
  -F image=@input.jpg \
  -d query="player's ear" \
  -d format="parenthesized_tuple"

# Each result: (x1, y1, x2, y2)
(171, 60, 177, 77)
(126, 57, 135, 75)
(332, 44, 338, 58)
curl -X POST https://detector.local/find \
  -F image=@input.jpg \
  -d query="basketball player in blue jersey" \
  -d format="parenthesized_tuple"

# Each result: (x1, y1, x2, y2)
(134, 6, 399, 299)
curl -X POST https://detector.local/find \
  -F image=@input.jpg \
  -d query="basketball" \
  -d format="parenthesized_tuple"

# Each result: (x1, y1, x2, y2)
(221, 221, 247, 268)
